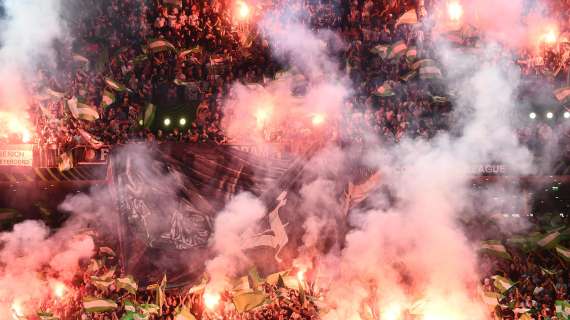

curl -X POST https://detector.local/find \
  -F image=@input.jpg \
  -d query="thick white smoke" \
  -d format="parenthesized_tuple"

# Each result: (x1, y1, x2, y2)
(0, 0, 66, 133)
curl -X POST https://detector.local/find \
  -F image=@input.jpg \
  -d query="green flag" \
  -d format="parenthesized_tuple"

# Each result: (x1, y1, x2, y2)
(419, 65, 443, 80)
(411, 59, 436, 70)
(400, 70, 418, 82)
(232, 291, 268, 313)
(104, 77, 128, 92)
(143, 103, 156, 128)
(83, 297, 118, 313)
(491, 275, 515, 293)
(479, 240, 511, 260)
(178, 46, 201, 59)
(371, 44, 390, 59)
(139, 304, 160, 315)
(537, 230, 561, 248)
(37, 312, 59, 320)
(388, 40, 408, 60)
(101, 90, 115, 109)
(406, 47, 418, 62)
(66, 97, 99, 121)
(556, 245, 570, 262)
(116, 275, 138, 294)
(555, 300, 570, 319)
(554, 87, 570, 105)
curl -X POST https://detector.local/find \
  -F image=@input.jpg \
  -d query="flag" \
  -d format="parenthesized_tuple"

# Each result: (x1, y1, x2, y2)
(248, 267, 264, 290)
(174, 306, 196, 320)
(431, 96, 448, 104)
(232, 275, 251, 293)
(406, 47, 418, 61)
(124, 300, 137, 313)
(411, 59, 436, 70)
(187, 276, 208, 295)
(73, 54, 89, 64)
(178, 46, 201, 59)
(104, 77, 128, 92)
(554, 87, 570, 105)
(478, 286, 502, 307)
(265, 270, 290, 286)
(541, 266, 558, 276)
(66, 97, 100, 121)
(479, 240, 511, 260)
(90, 276, 114, 290)
(148, 39, 177, 53)
(83, 296, 118, 313)
(491, 275, 515, 293)
(139, 304, 160, 315)
(556, 245, 570, 262)
(87, 259, 101, 273)
(395, 9, 418, 27)
(232, 291, 268, 313)
(400, 70, 417, 82)
(78, 128, 105, 149)
(130, 54, 148, 65)
(46, 88, 66, 99)
(419, 65, 443, 79)
(371, 44, 390, 59)
(116, 275, 138, 294)
(143, 103, 156, 128)
(101, 90, 115, 109)
(536, 230, 561, 248)
(388, 40, 408, 60)
(37, 312, 59, 320)
(555, 300, 570, 319)
(157, 274, 167, 315)
(374, 81, 396, 97)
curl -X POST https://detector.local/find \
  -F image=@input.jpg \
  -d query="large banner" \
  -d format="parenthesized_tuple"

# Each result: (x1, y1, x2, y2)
(0, 144, 33, 167)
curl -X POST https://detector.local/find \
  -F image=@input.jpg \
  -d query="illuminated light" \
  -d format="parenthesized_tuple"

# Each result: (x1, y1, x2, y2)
(296, 269, 306, 283)
(311, 114, 325, 126)
(179, 118, 187, 126)
(21, 129, 31, 143)
(11, 301, 24, 320)
(381, 303, 403, 320)
(543, 28, 558, 44)
(447, 2, 463, 21)
(564, 111, 570, 119)
(53, 281, 67, 299)
(203, 291, 221, 310)
(164, 118, 171, 126)
(529, 112, 536, 119)
(254, 107, 271, 128)
(237, 1, 250, 19)
(139, 119, 143, 126)
(546, 112, 554, 119)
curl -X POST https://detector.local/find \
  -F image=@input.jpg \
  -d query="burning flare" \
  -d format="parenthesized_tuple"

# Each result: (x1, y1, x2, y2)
(311, 113, 325, 126)
(203, 291, 221, 310)
(447, 1, 463, 22)
(237, 1, 250, 20)
(0, 112, 32, 143)
(53, 281, 67, 299)
(542, 27, 558, 44)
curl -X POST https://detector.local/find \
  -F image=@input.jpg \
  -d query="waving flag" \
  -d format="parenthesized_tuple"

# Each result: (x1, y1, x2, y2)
(375, 81, 396, 97)
(419, 65, 442, 79)
(537, 230, 561, 248)
(556, 245, 570, 262)
(157, 274, 167, 315)
(232, 291, 268, 313)
(83, 297, 118, 313)
(101, 90, 115, 109)
(116, 275, 138, 294)
(371, 44, 390, 59)
(554, 87, 570, 105)
(139, 304, 160, 315)
(143, 103, 156, 128)
(72, 54, 89, 64)
(105, 77, 128, 92)
(492, 275, 515, 293)
(66, 97, 100, 121)
(388, 40, 408, 60)
(479, 240, 511, 260)
(78, 128, 105, 150)
(174, 306, 196, 320)
(148, 39, 177, 53)
(37, 312, 59, 320)
(395, 9, 418, 27)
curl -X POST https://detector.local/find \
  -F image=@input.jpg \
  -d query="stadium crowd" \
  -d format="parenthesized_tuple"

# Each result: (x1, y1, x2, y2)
(0, 0, 565, 158)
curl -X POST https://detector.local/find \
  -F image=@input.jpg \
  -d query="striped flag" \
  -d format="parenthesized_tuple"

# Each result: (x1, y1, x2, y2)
(406, 47, 418, 61)
(554, 87, 570, 105)
(78, 129, 105, 150)
(537, 230, 561, 248)
(395, 9, 418, 27)
(143, 103, 156, 128)
(66, 96, 100, 121)
(479, 240, 511, 260)
(388, 40, 408, 60)
(232, 291, 268, 313)
(491, 275, 515, 293)
(148, 39, 177, 53)
(371, 44, 390, 59)
(419, 65, 443, 79)
(37, 312, 59, 320)
(101, 90, 115, 109)
(83, 296, 118, 313)
(556, 245, 570, 262)
(124, 300, 137, 313)
(411, 59, 436, 70)
(375, 82, 396, 97)
(104, 77, 128, 92)
(116, 275, 138, 294)
(555, 300, 570, 319)
(400, 70, 417, 82)
(178, 46, 201, 59)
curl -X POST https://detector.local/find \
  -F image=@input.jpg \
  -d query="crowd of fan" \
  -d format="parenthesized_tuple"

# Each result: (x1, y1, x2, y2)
(0, 0, 567, 158)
